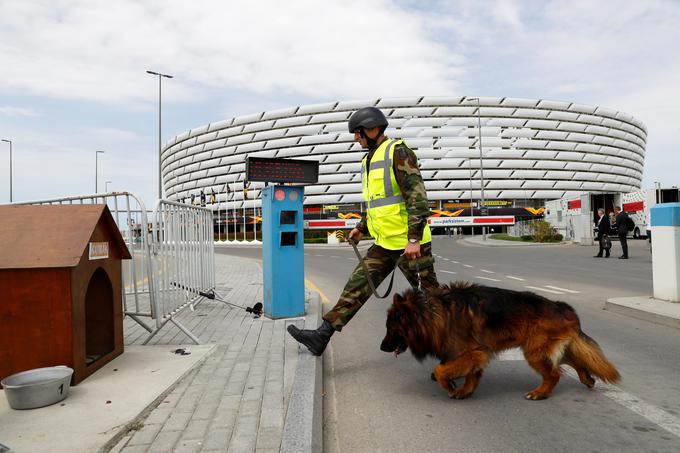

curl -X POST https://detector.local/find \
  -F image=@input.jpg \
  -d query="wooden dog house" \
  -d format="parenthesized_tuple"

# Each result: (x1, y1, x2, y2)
(0, 204, 131, 385)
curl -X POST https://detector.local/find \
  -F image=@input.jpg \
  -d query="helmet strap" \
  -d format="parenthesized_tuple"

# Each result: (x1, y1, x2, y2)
(359, 127, 385, 150)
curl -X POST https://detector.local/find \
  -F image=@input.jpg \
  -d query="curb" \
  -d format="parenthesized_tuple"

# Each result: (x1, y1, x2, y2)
(281, 292, 323, 453)
(102, 345, 219, 452)
(605, 296, 680, 330)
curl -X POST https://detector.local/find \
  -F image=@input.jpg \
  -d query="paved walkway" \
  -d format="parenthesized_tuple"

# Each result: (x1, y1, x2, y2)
(112, 254, 308, 453)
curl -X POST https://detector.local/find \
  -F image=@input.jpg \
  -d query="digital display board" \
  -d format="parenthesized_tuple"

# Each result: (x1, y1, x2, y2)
(246, 157, 319, 184)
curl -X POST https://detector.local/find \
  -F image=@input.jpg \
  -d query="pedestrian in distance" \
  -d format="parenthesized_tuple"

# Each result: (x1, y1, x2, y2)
(614, 206, 632, 259)
(593, 208, 611, 258)
(287, 106, 440, 356)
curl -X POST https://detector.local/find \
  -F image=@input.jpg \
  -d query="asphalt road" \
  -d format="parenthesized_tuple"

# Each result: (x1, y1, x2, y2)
(217, 237, 680, 453)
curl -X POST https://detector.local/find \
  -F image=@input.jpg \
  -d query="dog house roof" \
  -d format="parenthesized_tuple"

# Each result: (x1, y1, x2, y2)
(0, 204, 131, 269)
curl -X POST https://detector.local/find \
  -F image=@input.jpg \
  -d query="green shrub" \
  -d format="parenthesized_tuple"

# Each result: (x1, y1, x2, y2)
(489, 233, 524, 242)
(529, 221, 562, 243)
(304, 237, 329, 244)
(521, 235, 534, 241)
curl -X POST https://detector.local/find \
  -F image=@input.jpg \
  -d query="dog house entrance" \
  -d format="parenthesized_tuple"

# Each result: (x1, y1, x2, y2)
(84, 268, 115, 366)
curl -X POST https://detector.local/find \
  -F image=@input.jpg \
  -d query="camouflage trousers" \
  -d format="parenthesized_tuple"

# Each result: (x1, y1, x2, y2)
(323, 243, 439, 331)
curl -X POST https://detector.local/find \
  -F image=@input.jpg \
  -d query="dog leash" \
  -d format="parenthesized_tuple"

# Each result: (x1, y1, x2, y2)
(348, 238, 422, 299)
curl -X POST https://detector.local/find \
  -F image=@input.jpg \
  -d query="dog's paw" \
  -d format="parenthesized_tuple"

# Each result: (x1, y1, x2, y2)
(449, 388, 472, 399)
(524, 390, 549, 400)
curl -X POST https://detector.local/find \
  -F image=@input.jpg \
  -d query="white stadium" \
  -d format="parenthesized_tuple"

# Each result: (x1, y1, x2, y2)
(161, 96, 646, 212)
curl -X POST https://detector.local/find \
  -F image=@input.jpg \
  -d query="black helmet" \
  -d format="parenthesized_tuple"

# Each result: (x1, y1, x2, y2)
(348, 107, 388, 133)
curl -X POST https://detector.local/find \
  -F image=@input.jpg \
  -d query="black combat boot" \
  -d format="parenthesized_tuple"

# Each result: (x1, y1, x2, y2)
(287, 320, 335, 356)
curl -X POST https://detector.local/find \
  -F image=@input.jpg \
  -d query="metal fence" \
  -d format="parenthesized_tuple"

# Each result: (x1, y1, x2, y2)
(20, 192, 216, 344)
(507, 219, 538, 237)
(147, 199, 216, 344)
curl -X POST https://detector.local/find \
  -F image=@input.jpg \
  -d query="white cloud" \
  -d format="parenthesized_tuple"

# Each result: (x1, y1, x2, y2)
(0, 0, 463, 107)
(0, 106, 39, 117)
(1, 0, 678, 203)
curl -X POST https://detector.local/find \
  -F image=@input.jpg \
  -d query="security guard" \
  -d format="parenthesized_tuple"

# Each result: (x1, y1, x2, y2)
(287, 107, 439, 355)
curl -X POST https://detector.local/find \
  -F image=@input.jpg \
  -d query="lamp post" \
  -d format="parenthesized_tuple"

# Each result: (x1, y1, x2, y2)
(1, 139, 11, 202)
(468, 158, 474, 236)
(105, 180, 112, 192)
(464, 97, 486, 240)
(95, 150, 105, 193)
(146, 70, 174, 200)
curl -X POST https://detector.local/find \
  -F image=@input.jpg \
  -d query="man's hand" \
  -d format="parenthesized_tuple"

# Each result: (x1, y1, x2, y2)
(348, 228, 363, 244)
(403, 240, 421, 260)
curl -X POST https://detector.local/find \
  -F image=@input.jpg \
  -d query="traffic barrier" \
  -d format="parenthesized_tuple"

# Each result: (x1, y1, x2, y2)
(146, 199, 217, 344)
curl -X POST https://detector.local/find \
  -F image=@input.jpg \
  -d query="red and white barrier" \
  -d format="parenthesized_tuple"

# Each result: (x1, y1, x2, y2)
(305, 216, 515, 229)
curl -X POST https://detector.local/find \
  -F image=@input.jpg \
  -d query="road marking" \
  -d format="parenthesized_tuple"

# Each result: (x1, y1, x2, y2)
(304, 278, 331, 304)
(506, 275, 526, 281)
(463, 264, 473, 268)
(497, 351, 680, 439)
(476, 276, 501, 282)
(442, 257, 450, 261)
(440, 270, 457, 275)
(545, 285, 580, 294)
(315, 254, 325, 257)
(496, 348, 524, 361)
(525, 285, 564, 295)
(330, 255, 340, 259)
(480, 269, 495, 274)
(563, 369, 680, 439)
(452, 260, 460, 264)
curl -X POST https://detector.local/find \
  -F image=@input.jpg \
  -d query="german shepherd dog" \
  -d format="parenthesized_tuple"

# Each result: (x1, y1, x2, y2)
(380, 282, 620, 400)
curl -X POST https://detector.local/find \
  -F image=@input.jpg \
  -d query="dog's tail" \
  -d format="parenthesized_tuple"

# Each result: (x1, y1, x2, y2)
(567, 331, 620, 384)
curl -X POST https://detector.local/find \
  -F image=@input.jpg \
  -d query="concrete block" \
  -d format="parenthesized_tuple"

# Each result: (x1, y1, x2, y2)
(179, 419, 210, 442)
(144, 407, 173, 425)
(239, 400, 262, 418)
(606, 296, 680, 329)
(281, 292, 323, 453)
(127, 423, 162, 446)
(121, 445, 151, 453)
(172, 439, 203, 453)
(192, 400, 219, 420)
(256, 426, 283, 449)
(147, 430, 182, 453)
(202, 426, 233, 450)
(162, 411, 192, 432)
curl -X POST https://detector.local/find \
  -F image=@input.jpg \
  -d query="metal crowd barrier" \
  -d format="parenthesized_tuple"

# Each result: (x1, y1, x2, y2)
(146, 199, 216, 344)
(20, 192, 217, 344)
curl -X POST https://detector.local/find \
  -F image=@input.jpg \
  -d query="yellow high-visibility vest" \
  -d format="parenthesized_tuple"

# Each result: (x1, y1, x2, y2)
(361, 139, 431, 250)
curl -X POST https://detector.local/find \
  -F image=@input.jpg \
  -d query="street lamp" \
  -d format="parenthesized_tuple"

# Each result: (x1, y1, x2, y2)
(146, 70, 174, 200)
(464, 97, 486, 240)
(95, 150, 105, 193)
(1, 139, 11, 202)
(468, 158, 474, 236)
(105, 180, 112, 192)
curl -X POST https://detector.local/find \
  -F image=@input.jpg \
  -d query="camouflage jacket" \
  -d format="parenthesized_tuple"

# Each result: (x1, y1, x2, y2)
(356, 138, 430, 241)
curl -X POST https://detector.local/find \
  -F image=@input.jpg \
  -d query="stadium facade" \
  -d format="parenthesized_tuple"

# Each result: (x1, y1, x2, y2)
(161, 97, 646, 215)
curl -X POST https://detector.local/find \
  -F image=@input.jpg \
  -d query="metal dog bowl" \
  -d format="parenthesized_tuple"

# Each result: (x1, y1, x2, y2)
(1, 366, 74, 410)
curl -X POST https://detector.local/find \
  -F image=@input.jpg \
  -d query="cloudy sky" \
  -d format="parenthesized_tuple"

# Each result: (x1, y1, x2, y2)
(1, 0, 679, 207)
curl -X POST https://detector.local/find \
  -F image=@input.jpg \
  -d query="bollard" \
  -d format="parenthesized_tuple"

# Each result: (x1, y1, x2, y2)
(651, 202, 680, 302)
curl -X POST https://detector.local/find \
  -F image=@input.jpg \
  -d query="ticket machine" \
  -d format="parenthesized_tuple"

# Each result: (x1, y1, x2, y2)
(262, 185, 305, 318)
(247, 156, 318, 319)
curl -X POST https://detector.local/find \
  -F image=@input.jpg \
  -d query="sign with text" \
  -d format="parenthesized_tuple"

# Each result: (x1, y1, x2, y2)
(88, 242, 109, 260)
(246, 157, 319, 184)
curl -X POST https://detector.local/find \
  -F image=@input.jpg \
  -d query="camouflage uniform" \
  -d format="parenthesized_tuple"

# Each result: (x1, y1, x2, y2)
(323, 139, 439, 331)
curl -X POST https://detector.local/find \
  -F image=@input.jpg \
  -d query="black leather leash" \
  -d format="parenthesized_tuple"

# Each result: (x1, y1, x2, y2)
(348, 238, 421, 299)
